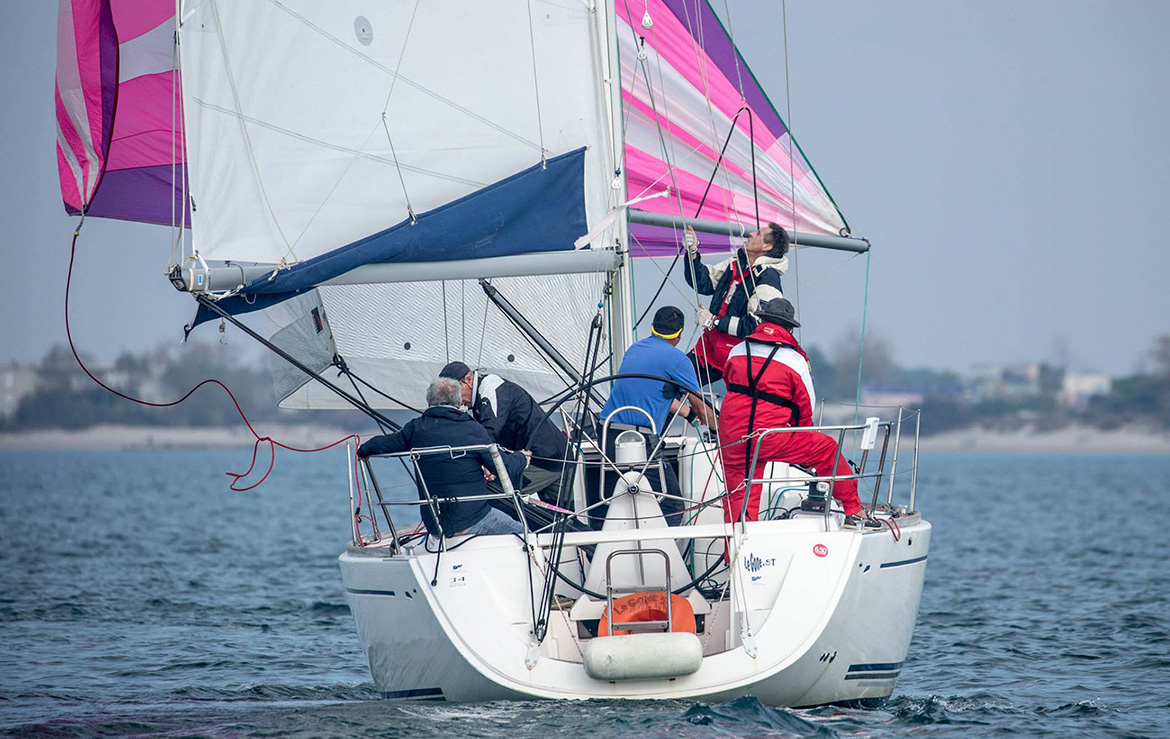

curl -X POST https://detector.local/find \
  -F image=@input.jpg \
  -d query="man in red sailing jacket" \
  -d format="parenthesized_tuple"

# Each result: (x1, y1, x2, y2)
(718, 298, 863, 523)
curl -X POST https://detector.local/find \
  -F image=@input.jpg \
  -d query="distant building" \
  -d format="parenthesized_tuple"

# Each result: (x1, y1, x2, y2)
(0, 364, 38, 418)
(860, 386, 924, 409)
(861, 381, 963, 409)
(966, 362, 1044, 402)
(1060, 372, 1111, 409)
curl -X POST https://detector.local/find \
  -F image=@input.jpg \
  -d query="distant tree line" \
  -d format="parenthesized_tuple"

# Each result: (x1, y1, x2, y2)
(1087, 335, 1170, 429)
(5, 334, 1169, 434)
(1, 343, 364, 431)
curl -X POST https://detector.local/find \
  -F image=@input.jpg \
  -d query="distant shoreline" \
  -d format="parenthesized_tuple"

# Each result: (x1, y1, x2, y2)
(0, 424, 360, 451)
(918, 425, 1170, 454)
(1, 422, 1168, 454)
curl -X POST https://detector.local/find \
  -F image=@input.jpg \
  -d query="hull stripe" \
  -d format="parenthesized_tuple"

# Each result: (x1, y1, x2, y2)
(844, 672, 900, 681)
(847, 661, 904, 673)
(381, 688, 444, 700)
(879, 555, 928, 569)
(346, 587, 397, 596)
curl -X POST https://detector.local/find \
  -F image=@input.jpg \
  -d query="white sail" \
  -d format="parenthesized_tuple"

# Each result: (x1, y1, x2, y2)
(178, 0, 620, 264)
(177, 1, 626, 409)
(269, 273, 607, 410)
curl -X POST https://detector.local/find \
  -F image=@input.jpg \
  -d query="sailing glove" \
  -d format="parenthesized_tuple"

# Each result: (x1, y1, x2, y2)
(683, 225, 699, 257)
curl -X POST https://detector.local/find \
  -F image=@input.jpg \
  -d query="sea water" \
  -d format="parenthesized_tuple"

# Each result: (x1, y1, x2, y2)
(1, 448, 1167, 738)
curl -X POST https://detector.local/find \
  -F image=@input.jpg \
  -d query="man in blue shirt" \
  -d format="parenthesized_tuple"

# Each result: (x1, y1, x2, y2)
(601, 306, 719, 433)
(593, 307, 718, 527)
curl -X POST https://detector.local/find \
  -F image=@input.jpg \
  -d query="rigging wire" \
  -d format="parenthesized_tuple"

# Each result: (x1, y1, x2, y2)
(378, 0, 423, 224)
(208, 0, 296, 262)
(628, 105, 759, 336)
(780, 0, 801, 332)
(721, 0, 746, 99)
(681, 0, 744, 231)
(168, 14, 181, 266)
(441, 281, 450, 363)
(524, 0, 547, 166)
(342, 369, 423, 416)
(270, 1, 542, 152)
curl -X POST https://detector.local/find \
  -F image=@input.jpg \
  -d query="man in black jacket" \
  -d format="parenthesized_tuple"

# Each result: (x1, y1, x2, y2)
(683, 222, 789, 385)
(357, 377, 527, 537)
(439, 361, 574, 509)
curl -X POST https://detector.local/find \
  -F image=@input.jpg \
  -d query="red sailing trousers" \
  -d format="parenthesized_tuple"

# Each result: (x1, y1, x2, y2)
(721, 429, 862, 522)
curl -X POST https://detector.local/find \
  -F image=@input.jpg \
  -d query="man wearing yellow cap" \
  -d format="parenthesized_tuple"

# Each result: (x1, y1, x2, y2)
(600, 306, 717, 435)
(596, 306, 717, 527)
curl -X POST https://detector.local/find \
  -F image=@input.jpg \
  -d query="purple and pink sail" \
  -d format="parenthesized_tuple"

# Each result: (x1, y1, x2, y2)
(56, 0, 186, 226)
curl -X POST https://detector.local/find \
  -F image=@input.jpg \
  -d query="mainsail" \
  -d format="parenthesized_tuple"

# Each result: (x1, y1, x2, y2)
(54, 0, 853, 410)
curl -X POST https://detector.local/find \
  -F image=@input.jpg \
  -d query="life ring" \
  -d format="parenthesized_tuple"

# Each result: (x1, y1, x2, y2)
(598, 592, 696, 636)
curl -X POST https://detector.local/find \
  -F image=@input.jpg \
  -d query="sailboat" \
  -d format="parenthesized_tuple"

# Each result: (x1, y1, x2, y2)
(56, 0, 930, 707)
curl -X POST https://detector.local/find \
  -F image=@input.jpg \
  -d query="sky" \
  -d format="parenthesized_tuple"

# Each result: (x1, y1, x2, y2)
(1, 1, 1167, 376)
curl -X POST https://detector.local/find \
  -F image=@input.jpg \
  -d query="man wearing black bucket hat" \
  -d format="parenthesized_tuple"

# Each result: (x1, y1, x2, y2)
(717, 298, 863, 523)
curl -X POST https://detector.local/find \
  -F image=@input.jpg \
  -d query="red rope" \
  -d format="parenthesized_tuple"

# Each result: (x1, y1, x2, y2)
(880, 515, 902, 542)
(65, 222, 361, 491)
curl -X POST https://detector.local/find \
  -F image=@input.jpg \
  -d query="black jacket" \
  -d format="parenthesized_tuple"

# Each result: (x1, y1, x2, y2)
(474, 374, 568, 467)
(684, 249, 787, 339)
(358, 405, 527, 536)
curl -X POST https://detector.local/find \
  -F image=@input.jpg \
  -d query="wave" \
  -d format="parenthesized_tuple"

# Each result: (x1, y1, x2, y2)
(167, 682, 380, 702)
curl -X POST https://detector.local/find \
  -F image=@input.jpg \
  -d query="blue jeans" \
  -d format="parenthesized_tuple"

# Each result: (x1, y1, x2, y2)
(459, 507, 524, 537)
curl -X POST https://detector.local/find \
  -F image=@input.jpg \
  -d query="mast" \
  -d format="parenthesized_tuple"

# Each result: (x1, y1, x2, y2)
(601, 0, 635, 370)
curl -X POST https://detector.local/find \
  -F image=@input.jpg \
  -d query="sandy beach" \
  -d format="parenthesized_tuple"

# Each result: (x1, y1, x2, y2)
(917, 425, 1170, 454)
(1, 422, 1168, 454)
(0, 424, 360, 451)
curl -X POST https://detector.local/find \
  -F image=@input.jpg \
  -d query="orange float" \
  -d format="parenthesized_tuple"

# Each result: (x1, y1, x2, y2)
(598, 592, 696, 636)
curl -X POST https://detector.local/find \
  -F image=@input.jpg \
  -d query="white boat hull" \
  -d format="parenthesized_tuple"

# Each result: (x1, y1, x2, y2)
(340, 515, 930, 706)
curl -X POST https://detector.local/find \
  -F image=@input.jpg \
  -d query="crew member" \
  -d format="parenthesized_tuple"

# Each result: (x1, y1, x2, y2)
(357, 377, 528, 537)
(718, 298, 863, 523)
(683, 223, 789, 385)
(439, 361, 573, 508)
(597, 306, 718, 526)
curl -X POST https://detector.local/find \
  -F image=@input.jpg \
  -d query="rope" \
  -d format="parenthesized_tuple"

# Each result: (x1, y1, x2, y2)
(64, 218, 359, 491)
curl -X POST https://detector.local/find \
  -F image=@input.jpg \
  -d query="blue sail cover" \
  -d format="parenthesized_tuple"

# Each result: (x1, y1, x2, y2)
(191, 148, 588, 328)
